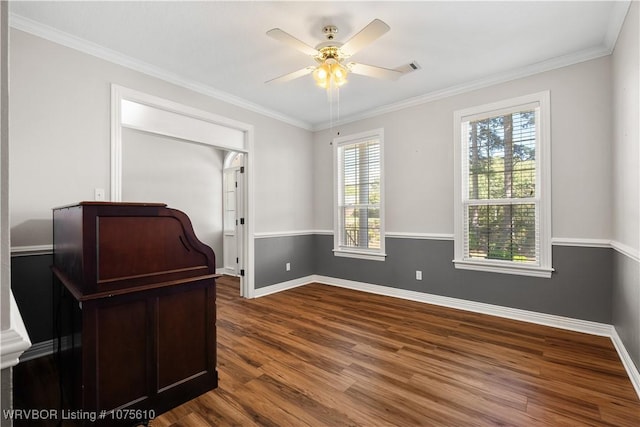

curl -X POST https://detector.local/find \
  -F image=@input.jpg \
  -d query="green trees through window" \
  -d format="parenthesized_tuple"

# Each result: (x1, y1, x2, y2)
(466, 110, 537, 262)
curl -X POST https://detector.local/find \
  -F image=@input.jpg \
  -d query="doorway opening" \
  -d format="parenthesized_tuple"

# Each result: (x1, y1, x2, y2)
(111, 85, 254, 298)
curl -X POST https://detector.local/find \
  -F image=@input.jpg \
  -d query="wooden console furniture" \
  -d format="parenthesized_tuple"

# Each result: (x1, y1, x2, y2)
(52, 202, 218, 425)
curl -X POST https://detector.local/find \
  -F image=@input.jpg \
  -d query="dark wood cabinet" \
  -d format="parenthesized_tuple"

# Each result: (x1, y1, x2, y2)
(52, 202, 218, 425)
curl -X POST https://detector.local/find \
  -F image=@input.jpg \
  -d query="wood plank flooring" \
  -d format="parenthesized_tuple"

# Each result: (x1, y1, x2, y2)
(152, 276, 639, 426)
(11, 276, 639, 426)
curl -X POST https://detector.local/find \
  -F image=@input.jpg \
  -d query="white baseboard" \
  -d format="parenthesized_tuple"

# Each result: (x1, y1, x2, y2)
(312, 275, 614, 336)
(312, 275, 638, 397)
(19, 340, 55, 362)
(253, 276, 313, 298)
(18, 335, 74, 363)
(610, 328, 640, 398)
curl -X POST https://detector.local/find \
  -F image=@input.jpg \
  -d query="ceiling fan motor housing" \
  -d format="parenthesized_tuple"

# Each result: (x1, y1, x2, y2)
(322, 25, 338, 40)
(315, 46, 344, 63)
(315, 25, 346, 55)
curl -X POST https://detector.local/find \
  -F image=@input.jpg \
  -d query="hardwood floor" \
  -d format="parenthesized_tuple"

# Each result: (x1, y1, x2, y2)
(152, 276, 639, 426)
(12, 275, 639, 426)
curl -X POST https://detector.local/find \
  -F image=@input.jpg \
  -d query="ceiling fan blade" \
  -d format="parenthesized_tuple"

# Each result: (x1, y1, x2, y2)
(348, 63, 403, 81)
(265, 66, 315, 84)
(266, 28, 319, 56)
(340, 19, 390, 57)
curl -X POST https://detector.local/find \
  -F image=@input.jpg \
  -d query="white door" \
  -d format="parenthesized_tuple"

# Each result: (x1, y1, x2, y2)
(222, 152, 245, 285)
(223, 168, 239, 275)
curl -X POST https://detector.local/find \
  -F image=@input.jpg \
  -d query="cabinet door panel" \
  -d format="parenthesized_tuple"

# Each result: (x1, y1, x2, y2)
(157, 286, 210, 390)
(96, 299, 149, 410)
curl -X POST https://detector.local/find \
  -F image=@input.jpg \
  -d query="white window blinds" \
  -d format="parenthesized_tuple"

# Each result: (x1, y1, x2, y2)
(334, 129, 385, 260)
(453, 91, 552, 277)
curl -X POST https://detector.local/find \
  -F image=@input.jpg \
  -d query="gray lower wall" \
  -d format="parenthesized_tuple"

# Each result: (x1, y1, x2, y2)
(612, 251, 640, 371)
(10, 235, 619, 353)
(1, 368, 10, 427)
(255, 235, 316, 288)
(13, 235, 319, 345)
(11, 254, 53, 343)
(315, 235, 612, 323)
(254, 234, 613, 323)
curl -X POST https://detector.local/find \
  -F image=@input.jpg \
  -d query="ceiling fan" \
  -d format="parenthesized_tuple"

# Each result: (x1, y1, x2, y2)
(265, 19, 417, 89)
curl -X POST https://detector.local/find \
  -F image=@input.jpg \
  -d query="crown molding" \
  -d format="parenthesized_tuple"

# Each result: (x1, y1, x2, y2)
(9, 14, 313, 131)
(9, 2, 630, 135)
(313, 45, 613, 131)
(604, 1, 632, 51)
(312, 1, 631, 132)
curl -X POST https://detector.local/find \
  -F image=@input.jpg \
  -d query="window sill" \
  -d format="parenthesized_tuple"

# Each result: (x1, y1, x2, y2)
(453, 259, 553, 278)
(334, 249, 387, 262)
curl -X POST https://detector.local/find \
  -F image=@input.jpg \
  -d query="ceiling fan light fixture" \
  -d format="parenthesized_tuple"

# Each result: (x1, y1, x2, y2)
(312, 61, 348, 89)
(312, 62, 331, 88)
(331, 63, 348, 87)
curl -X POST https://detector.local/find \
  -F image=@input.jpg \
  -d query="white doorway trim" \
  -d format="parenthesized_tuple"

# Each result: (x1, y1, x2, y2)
(222, 152, 244, 278)
(110, 84, 255, 298)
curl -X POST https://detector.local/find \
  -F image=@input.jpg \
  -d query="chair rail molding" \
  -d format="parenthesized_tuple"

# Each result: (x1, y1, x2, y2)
(1, 293, 31, 369)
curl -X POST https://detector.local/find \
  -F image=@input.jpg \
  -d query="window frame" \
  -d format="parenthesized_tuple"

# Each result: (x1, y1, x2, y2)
(453, 91, 553, 278)
(333, 128, 386, 261)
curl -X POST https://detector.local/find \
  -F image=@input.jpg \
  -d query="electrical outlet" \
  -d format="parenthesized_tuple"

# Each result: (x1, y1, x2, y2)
(416, 270, 422, 280)
(94, 188, 105, 201)
(286, 262, 291, 271)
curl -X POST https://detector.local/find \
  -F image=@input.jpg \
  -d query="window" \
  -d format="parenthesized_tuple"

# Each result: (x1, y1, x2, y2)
(334, 129, 386, 261)
(453, 92, 552, 277)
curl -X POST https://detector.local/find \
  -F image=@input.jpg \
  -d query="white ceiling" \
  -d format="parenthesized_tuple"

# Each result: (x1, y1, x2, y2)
(9, 1, 630, 130)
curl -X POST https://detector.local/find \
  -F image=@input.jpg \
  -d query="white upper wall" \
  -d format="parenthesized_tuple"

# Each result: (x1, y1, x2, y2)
(121, 128, 225, 257)
(612, 1, 639, 253)
(9, 29, 315, 248)
(9, 23, 631, 246)
(1, 0, 10, 330)
(314, 56, 613, 242)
